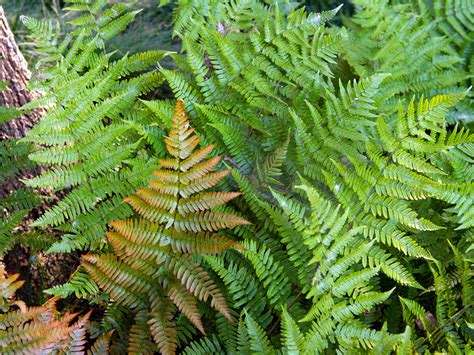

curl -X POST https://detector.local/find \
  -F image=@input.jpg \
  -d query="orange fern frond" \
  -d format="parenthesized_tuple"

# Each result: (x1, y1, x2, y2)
(82, 100, 249, 354)
(0, 264, 101, 354)
(167, 278, 205, 334)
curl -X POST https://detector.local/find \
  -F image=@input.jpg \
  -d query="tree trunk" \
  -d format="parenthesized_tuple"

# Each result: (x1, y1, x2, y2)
(0, 5, 41, 139)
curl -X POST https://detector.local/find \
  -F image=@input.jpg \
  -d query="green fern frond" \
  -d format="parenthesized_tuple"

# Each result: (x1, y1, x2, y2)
(239, 240, 291, 307)
(45, 268, 100, 299)
(183, 335, 224, 354)
(203, 253, 272, 327)
(344, 0, 469, 114)
(281, 306, 306, 353)
(243, 312, 277, 354)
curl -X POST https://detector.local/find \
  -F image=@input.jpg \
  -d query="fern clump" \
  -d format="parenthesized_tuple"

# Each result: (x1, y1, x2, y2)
(3, 0, 473, 353)
(292, 89, 474, 283)
(150, 2, 473, 352)
(82, 100, 249, 354)
(0, 262, 112, 353)
(186, 184, 415, 353)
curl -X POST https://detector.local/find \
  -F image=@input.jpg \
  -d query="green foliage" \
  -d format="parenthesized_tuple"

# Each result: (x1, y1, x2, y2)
(154, 0, 473, 352)
(20, 1, 171, 253)
(190, 185, 416, 353)
(398, 242, 473, 353)
(344, 0, 473, 122)
(2, 0, 473, 353)
(0, 85, 41, 254)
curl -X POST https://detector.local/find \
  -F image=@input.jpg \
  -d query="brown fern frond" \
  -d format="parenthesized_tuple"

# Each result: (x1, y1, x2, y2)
(180, 144, 216, 171)
(88, 330, 115, 355)
(180, 155, 222, 183)
(167, 278, 205, 334)
(82, 100, 249, 353)
(0, 264, 101, 354)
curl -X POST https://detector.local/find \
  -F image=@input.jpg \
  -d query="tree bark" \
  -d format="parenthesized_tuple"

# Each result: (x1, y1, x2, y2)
(0, 5, 41, 139)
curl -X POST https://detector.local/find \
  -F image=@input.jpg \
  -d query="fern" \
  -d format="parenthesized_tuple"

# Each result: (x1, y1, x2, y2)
(292, 185, 395, 351)
(4, 0, 472, 352)
(408, 0, 473, 79)
(82, 100, 249, 354)
(343, 0, 472, 118)
(45, 268, 100, 299)
(185, 183, 414, 353)
(183, 308, 414, 354)
(148, 1, 347, 177)
(20, 2, 170, 253)
(293, 92, 474, 286)
(0, 262, 111, 353)
(155, 3, 473, 352)
(399, 244, 473, 353)
(203, 252, 273, 328)
(0, 85, 40, 254)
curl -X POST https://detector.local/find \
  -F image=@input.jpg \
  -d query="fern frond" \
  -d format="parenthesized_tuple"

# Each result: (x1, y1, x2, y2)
(148, 294, 178, 355)
(0, 265, 98, 354)
(239, 240, 291, 307)
(88, 330, 114, 355)
(82, 101, 248, 352)
(281, 307, 306, 353)
(243, 312, 276, 354)
(183, 335, 224, 354)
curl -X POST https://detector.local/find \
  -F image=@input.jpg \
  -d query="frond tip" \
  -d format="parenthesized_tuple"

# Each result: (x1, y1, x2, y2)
(83, 100, 249, 354)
